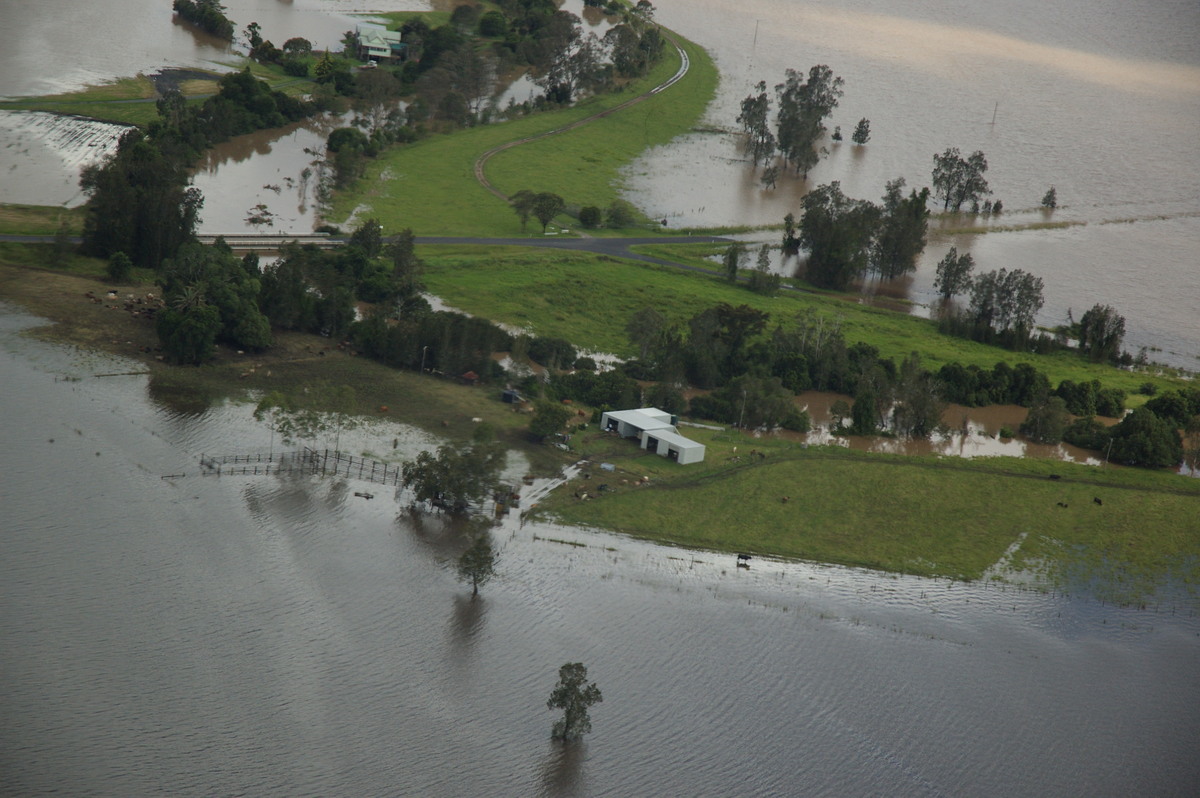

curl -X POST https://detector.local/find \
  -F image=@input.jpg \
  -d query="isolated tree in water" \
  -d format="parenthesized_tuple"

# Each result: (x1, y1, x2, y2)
(933, 246, 975, 301)
(851, 117, 871, 145)
(548, 662, 602, 742)
(457, 528, 496, 596)
(931, 147, 990, 211)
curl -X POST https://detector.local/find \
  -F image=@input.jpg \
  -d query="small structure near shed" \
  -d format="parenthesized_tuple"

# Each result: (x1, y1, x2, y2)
(599, 407, 706, 465)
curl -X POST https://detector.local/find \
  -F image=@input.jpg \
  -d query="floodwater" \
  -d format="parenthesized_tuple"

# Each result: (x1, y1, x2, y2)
(2, 303, 1199, 795)
(2, 1, 1197, 366)
(789, 391, 1105, 465)
(0, 112, 131, 207)
(637, 0, 1200, 370)
(189, 114, 345, 233)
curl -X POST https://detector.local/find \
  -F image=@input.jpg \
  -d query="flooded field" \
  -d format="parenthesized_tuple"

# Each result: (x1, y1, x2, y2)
(2, 304, 1198, 795)
(640, 0, 1200, 369)
(0, 112, 131, 207)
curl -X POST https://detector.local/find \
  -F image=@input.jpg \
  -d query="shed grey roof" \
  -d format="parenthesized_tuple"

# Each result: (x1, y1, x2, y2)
(643, 428, 705, 451)
(604, 408, 674, 429)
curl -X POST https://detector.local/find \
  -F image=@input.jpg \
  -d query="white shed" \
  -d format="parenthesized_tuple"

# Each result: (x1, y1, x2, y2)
(600, 407, 674, 439)
(640, 427, 706, 465)
(600, 407, 705, 464)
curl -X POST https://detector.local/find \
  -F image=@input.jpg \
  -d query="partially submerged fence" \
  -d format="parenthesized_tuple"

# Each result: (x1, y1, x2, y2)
(199, 448, 402, 487)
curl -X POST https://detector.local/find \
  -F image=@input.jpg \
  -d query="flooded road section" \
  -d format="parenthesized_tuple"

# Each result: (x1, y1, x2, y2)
(3, 305, 1199, 796)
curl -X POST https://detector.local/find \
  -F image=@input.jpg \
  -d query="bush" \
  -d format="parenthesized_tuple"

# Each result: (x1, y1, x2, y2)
(327, 127, 369, 153)
(1108, 406, 1183, 468)
(106, 252, 133, 283)
(606, 199, 638, 229)
(478, 10, 506, 37)
(1063, 417, 1109, 451)
(528, 336, 577, 370)
(579, 205, 602, 229)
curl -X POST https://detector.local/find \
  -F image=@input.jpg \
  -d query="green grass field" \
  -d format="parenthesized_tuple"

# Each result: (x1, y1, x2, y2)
(418, 245, 1187, 397)
(535, 430, 1200, 602)
(328, 35, 717, 235)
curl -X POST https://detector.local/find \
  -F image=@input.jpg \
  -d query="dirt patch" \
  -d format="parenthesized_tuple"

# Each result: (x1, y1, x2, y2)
(150, 68, 224, 97)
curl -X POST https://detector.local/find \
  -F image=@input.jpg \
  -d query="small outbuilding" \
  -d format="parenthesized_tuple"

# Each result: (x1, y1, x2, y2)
(641, 427, 706, 465)
(600, 407, 705, 465)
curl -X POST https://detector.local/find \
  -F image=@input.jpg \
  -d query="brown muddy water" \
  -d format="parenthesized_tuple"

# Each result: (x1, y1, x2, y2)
(3, 303, 1199, 795)
(640, 0, 1200, 370)
(789, 391, 1105, 465)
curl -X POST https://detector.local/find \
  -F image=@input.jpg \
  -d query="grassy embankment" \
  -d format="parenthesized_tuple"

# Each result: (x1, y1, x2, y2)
(327, 35, 717, 235)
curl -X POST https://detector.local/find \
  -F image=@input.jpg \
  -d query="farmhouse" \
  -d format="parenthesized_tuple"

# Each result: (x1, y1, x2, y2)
(600, 407, 706, 465)
(355, 23, 409, 63)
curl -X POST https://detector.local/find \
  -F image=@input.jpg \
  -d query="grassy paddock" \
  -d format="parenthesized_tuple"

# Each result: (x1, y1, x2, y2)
(419, 245, 1188, 395)
(536, 430, 1200, 602)
(0, 205, 85, 236)
(328, 32, 717, 235)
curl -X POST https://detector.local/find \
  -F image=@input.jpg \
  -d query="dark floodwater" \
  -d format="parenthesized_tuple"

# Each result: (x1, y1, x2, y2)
(3, 307, 1199, 796)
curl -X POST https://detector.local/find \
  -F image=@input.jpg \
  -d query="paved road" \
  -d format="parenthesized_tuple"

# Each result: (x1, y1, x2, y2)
(0, 233, 732, 277)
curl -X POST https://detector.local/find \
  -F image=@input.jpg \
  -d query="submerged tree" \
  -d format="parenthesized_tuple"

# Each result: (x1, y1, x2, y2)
(548, 662, 602, 742)
(774, 65, 844, 177)
(1077, 303, 1125, 363)
(933, 247, 975, 301)
(931, 148, 991, 212)
(870, 177, 930, 280)
(457, 527, 497, 596)
(402, 427, 505, 514)
(851, 117, 871, 145)
(737, 80, 776, 167)
(796, 181, 879, 290)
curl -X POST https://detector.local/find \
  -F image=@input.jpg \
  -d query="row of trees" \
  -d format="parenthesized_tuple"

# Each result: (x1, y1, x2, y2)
(172, 0, 233, 40)
(1020, 387, 1200, 469)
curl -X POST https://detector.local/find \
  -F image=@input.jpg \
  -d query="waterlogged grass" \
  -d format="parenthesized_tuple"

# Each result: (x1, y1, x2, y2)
(419, 245, 1188, 395)
(536, 431, 1200, 600)
(328, 33, 717, 235)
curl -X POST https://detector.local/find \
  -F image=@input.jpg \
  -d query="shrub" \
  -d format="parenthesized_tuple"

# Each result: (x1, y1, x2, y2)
(579, 205, 602, 229)
(1063, 417, 1109, 451)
